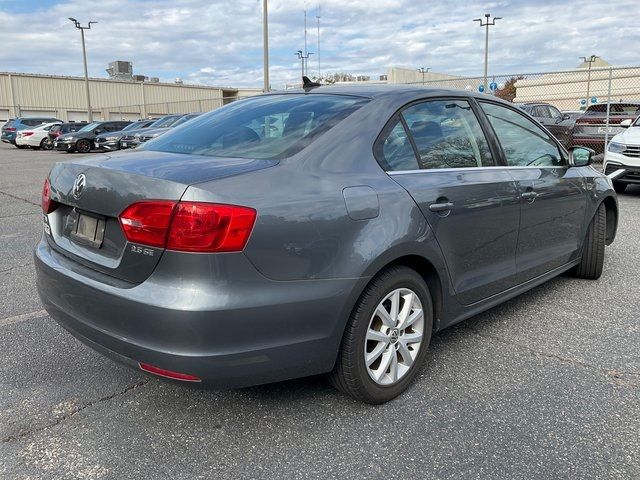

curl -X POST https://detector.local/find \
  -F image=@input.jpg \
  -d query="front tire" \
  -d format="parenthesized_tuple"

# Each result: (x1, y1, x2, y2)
(573, 203, 606, 280)
(40, 138, 52, 150)
(329, 266, 433, 404)
(76, 139, 92, 153)
(613, 181, 627, 194)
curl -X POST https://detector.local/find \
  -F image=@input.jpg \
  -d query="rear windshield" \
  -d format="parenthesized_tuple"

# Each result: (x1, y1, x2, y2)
(585, 104, 640, 115)
(143, 94, 368, 159)
(3, 119, 14, 128)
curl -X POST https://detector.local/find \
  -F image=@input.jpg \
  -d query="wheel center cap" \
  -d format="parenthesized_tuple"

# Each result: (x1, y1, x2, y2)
(390, 328, 400, 344)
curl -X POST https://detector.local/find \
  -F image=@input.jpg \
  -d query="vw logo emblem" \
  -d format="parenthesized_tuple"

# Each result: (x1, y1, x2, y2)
(72, 173, 86, 199)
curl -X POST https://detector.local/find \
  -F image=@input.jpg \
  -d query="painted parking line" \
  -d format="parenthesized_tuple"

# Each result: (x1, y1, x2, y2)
(0, 309, 47, 328)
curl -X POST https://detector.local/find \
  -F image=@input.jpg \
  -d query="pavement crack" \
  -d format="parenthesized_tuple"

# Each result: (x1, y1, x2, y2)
(0, 189, 39, 207)
(464, 326, 639, 389)
(1, 378, 150, 443)
(0, 262, 31, 274)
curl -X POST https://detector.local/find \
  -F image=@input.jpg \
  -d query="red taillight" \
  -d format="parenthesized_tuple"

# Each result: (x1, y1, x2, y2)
(22, 131, 34, 136)
(119, 201, 176, 248)
(52, 131, 61, 137)
(119, 201, 256, 253)
(41, 178, 57, 214)
(167, 202, 256, 252)
(6, 127, 16, 132)
(138, 362, 201, 382)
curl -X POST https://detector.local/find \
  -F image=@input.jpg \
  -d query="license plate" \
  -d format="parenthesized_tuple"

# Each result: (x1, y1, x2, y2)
(70, 212, 106, 248)
(54, 141, 58, 147)
(121, 142, 127, 148)
(598, 126, 613, 134)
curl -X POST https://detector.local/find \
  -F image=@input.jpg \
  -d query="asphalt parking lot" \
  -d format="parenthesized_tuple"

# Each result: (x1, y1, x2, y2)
(0, 142, 638, 480)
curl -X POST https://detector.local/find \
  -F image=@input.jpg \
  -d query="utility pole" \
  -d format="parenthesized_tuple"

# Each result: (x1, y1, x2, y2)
(68, 18, 97, 122)
(580, 54, 598, 109)
(474, 13, 501, 93)
(417, 67, 430, 84)
(262, 0, 270, 92)
(304, 9, 308, 76)
(316, 5, 321, 78)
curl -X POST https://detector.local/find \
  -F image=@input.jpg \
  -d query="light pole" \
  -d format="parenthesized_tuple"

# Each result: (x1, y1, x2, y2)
(580, 54, 598, 109)
(68, 18, 97, 122)
(295, 50, 313, 79)
(262, 0, 269, 92)
(417, 67, 430, 84)
(474, 13, 501, 92)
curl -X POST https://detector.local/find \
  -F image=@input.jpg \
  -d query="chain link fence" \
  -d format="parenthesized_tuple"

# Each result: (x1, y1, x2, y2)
(401, 66, 640, 158)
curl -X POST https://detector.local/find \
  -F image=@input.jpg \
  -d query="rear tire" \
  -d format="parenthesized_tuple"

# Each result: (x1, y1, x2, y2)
(329, 266, 433, 404)
(40, 138, 52, 150)
(76, 139, 91, 153)
(613, 181, 627, 194)
(573, 203, 606, 280)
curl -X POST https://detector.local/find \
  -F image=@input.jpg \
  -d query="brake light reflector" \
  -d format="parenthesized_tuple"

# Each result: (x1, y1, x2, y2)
(167, 202, 256, 252)
(138, 362, 201, 382)
(119, 201, 176, 248)
(41, 178, 57, 214)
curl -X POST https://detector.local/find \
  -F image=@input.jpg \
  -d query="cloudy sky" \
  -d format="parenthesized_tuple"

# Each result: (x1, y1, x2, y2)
(0, 0, 639, 89)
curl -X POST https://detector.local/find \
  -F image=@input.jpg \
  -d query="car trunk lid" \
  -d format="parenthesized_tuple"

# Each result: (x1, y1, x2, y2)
(45, 150, 277, 284)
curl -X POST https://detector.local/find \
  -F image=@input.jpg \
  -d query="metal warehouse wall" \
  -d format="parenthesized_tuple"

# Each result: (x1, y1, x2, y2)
(0, 72, 259, 122)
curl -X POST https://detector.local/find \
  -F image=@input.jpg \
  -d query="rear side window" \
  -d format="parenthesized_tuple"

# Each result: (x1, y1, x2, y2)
(396, 99, 493, 170)
(481, 102, 563, 167)
(376, 118, 419, 171)
(144, 94, 368, 159)
(532, 106, 551, 118)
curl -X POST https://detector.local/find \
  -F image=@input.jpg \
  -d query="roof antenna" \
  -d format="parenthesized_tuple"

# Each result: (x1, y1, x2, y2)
(302, 76, 321, 89)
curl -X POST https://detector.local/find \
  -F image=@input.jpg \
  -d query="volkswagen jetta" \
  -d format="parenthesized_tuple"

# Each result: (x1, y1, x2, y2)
(35, 86, 618, 403)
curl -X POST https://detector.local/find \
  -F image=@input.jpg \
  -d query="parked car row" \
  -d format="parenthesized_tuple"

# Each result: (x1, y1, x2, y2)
(520, 101, 640, 153)
(1, 113, 202, 153)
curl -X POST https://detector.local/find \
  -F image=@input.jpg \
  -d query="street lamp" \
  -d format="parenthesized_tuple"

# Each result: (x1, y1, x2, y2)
(417, 67, 431, 84)
(295, 50, 313, 80)
(580, 54, 599, 109)
(474, 13, 501, 92)
(262, 0, 269, 92)
(68, 18, 97, 122)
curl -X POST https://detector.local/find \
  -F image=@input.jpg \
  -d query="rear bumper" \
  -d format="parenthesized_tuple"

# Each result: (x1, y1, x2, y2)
(34, 237, 365, 388)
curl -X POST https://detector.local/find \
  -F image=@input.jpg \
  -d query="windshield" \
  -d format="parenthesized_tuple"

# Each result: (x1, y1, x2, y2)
(78, 122, 100, 132)
(122, 121, 145, 131)
(149, 115, 181, 129)
(143, 94, 368, 159)
(172, 114, 201, 127)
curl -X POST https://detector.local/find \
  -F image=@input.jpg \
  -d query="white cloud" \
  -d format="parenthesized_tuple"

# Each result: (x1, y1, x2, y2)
(0, 0, 638, 88)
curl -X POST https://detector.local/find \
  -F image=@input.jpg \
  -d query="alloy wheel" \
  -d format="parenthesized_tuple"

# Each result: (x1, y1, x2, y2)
(364, 288, 424, 386)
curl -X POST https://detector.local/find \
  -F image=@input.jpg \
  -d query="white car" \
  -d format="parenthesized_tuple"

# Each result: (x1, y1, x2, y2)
(15, 122, 61, 150)
(603, 118, 640, 193)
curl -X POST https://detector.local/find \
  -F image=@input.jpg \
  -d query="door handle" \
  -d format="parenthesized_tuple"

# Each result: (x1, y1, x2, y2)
(429, 201, 454, 212)
(521, 191, 538, 200)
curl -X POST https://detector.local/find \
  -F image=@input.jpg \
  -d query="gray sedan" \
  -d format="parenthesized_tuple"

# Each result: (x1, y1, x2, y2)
(35, 86, 618, 403)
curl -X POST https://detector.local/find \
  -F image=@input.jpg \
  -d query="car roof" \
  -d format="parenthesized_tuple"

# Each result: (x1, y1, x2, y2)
(267, 84, 499, 102)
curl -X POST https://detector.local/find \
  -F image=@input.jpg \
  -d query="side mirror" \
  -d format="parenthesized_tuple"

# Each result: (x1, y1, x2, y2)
(94, 129, 103, 135)
(620, 119, 633, 128)
(562, 113, 571, 120)
(569, 146, 595, 167)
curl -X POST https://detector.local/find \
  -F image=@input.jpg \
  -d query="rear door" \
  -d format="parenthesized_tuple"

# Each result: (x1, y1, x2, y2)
(479, 101, 587, 282)
(380, 98, 521, 305)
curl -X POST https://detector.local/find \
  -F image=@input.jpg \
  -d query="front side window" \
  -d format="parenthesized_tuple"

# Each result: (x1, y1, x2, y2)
(144, 94, 368, 159)
(548, 106, 562, 120)
(532, 106, 550, 118)
(401, 99, 494, 169)
(481, 102, 564, 167)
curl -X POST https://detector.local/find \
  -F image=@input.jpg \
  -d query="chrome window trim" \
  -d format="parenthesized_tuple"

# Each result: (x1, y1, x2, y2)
(387, 165, 569, 175)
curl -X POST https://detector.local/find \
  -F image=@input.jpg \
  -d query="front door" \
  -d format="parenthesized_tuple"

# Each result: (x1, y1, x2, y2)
(377, 99, 521, 305)
(479, 102, 587, 282)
